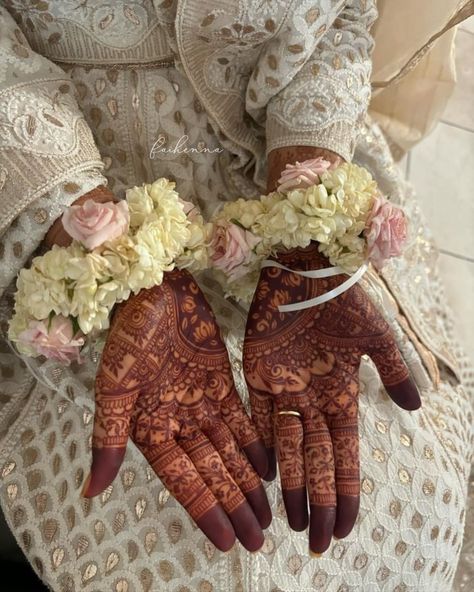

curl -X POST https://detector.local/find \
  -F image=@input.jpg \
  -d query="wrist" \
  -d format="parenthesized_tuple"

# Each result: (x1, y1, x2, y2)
(275, 242, 329, 270)
(266, 146, 344, 193)
(42, 185, 116, 249)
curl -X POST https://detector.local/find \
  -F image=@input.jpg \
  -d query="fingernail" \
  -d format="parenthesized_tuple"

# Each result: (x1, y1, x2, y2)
(80, 473, 91, 498)
(309, 550, 322, 558)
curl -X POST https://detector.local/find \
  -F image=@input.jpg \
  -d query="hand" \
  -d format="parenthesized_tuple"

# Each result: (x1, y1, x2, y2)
(243, 244, 421, 554)
(83, 269, 271, 552)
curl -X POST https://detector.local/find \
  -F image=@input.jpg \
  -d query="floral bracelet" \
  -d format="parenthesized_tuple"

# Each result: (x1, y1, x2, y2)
(8, 159, 407, 363)
(208, 158, 407, 302)
(8, 178, 211, 363)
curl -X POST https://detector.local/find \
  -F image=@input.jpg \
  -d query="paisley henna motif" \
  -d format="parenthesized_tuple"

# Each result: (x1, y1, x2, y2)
(243, 243, 421, 553)
(83, 269, 271, 552)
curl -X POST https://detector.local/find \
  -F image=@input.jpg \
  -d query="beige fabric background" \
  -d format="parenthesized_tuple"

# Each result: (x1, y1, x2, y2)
(370, 0, 474, 155)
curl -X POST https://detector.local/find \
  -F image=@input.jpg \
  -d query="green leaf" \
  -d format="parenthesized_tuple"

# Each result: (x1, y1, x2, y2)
(71, 317, 81, 335)
(230, 218, 246, 229)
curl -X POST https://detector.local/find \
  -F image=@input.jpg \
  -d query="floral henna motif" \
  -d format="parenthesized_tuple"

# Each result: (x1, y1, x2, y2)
(243, 243, 421, 553)
(179, 429, 246, 515)
(146, 438, 217, 521)
(84, 269, 271, 552)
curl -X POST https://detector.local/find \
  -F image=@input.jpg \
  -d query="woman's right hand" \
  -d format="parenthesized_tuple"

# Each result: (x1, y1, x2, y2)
(82, 268, 271, 552)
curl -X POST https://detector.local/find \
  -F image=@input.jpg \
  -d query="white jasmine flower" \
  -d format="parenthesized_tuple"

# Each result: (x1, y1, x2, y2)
(126, 185, 154, 227)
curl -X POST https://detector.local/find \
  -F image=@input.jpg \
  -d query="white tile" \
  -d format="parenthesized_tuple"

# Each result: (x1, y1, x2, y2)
(409, 125, 473, 254)
(409, 122, 474, 259)
(438, 253, 474, 363)
(460, 15, 474, 34)
(443, 30, 474, 130)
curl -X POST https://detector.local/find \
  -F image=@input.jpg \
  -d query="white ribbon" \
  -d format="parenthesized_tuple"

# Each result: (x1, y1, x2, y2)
(260, 260, 369, 313)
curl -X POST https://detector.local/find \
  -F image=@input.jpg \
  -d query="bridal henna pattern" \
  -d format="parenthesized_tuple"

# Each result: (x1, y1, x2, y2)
(83, 269, 271, 552)
(243, 244, 421, 554)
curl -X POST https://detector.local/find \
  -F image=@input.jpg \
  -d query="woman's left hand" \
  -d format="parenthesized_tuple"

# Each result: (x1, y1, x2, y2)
(243, 243, 421, 554)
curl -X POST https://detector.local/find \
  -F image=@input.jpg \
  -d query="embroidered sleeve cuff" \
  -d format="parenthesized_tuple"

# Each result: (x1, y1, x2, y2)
(0, 170, 108, 296)
(265, 118, 356, 163)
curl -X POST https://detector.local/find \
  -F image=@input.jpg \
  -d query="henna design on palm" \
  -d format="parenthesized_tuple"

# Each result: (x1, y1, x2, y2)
(243, 244, 421, 553)
(83, 269, 271, 552)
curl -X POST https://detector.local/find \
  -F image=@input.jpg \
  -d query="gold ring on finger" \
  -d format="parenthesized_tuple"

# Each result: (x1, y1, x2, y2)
(276, 410, 302, 418)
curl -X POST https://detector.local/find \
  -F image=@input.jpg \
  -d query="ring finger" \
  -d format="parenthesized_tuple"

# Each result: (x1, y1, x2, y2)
(203, 420, 272, 529)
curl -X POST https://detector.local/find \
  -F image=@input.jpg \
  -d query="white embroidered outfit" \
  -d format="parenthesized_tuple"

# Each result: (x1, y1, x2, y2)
(0, 2, 472, 591)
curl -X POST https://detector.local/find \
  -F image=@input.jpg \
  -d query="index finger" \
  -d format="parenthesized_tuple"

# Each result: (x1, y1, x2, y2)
(144, 438, 236, 552)
(328, 415, 360, 540)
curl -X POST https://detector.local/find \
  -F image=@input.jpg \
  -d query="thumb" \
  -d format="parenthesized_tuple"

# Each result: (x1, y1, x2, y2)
(82, 378, 139, 498)
(368, 339, 421, 411)
(81, 447, 127, 498)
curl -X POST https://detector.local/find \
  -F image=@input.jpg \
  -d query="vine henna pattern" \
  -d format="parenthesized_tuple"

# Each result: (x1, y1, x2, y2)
(83, 269, 271, 552)
(243, 243, 421, 554)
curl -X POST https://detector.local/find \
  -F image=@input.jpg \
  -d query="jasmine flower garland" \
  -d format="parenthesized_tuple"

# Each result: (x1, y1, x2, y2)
(8, 161, 407, 362)
(8, 178, 212, 361)
(208, 160, 407, 302)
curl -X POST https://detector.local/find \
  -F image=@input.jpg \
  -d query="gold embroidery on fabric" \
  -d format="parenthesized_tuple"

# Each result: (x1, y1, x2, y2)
(52, 57, 176, 70)
(0, 3, 472, 591)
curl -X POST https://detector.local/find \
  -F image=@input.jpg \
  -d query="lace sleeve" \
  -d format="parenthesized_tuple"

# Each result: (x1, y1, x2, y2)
(0, 6, 105, 236)
(246, 0, 378, 162)
(0, 170, 108, 298)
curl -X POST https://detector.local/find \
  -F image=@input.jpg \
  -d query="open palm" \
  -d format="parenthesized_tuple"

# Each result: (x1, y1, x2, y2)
(83, 269, 271, 551)
(243, 244, 420, 554)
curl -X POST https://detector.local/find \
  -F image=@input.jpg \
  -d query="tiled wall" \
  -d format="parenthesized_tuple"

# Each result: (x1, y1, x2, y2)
(399, 17, 474, 363)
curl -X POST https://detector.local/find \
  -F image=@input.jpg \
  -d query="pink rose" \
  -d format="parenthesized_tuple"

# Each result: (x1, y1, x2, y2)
(364, 196, 408, 269)
(18, 315, 85, 364)
(178, 197, 199, 221)
(277, 157, 332, 192)
(211, 222, 261, 281)
(62, 199, 130, 250)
